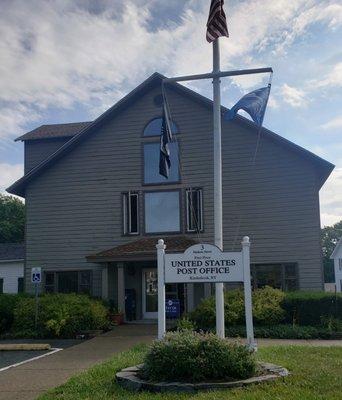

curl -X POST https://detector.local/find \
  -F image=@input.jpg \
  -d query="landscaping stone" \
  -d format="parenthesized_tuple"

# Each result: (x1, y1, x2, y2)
(116, 362, 289, 393)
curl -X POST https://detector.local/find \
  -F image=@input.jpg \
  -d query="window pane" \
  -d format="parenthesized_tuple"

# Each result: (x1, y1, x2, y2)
(79, 271, 92, 294)
(187, 189, 202, 232)
(144, 142, 179, 184)
(58, 272, 78, 293)
(130, 194, 138, 233)
(255, 264, 282, 289)
(145, 192, 180, 233)
(144, 118, 178, 137)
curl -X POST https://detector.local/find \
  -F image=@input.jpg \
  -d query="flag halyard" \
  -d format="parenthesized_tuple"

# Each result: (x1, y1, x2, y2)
(206, 0, 229, 43)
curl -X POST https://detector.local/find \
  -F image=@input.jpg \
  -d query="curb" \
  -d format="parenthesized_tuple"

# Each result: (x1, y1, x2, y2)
(0, 343, 51, 351)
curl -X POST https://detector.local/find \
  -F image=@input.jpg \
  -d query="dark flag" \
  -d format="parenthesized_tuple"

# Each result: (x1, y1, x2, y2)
(206, 0, 229, 43)
(159, 106, 173, 178)
(224, 85, 271, 127)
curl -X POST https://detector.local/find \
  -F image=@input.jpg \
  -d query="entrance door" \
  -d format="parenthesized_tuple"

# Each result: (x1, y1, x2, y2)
(142, 269, 158, 319)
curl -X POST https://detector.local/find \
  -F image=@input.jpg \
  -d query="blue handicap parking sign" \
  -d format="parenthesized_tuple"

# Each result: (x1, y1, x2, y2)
(165, 299, 180, 318)
(31, 267, 42, 283)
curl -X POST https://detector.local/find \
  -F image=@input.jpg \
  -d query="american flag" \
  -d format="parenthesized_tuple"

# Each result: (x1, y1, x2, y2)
(159, 106, 173, 179)
(206, 0, 229, 43)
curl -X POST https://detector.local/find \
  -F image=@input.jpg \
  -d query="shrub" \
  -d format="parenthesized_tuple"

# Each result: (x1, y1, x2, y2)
(252, 286, 285, 325)
(225, 324, 342, 340)
(175, 317, 196, 331)
(0, 293, 29, 334)
(282, 291, 342, 326)
(13, 293, 109, 338)
(189, 287, 285, 329)
(142, 331, 256, 382)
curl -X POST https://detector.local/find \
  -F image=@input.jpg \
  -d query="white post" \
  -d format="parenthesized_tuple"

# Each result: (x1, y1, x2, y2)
(241, 236, 256, 351)
(213, 38, 225, 339)
(156, 239, 166, 339)
(117, 263, 125, 319)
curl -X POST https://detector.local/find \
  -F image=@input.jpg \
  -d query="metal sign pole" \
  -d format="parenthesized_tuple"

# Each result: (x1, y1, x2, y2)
(34, 282, 39, 330)
(156, 239, 166, 339)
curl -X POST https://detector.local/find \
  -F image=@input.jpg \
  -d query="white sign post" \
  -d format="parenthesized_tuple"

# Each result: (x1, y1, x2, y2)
(156, 237, 256, 350)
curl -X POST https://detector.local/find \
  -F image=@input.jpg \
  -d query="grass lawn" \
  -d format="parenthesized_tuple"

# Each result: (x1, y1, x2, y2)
(38, 345, 342, 400)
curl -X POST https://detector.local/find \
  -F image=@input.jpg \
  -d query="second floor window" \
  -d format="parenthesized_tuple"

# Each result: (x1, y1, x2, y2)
(123, 192, 139, 235)
(145, 191, 180, 233)
(144, 142, 180, 184)
(186, 188, 203, 232)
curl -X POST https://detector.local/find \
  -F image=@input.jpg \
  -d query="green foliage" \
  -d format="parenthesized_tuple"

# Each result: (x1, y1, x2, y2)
(13, 293, 109, 338)
(0, 293, 28, 334)
(175, 317, 196, 331)
(189, 287, 285, 329)
(225, 324, 342, 340)
(321, 219, 342, 283)
(0, 194, 25, 243)
(282, 291, 342, 326)
(252, 286, 285, 325)
(142, 331, 256, 382)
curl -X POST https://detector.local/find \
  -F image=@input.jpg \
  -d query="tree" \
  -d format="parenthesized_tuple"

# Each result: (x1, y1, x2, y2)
(0, 194, 25, 243)
(321, 220, 342, 283)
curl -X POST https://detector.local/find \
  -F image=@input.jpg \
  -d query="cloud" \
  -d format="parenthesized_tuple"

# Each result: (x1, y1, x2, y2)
(310, 62, 342, 89)
(320, 167, 342, 227)
(0, 0, 341, 143)
(280, 84, 308, 107)
(320, 116, 342, 131)
(0, 163, 24, 194)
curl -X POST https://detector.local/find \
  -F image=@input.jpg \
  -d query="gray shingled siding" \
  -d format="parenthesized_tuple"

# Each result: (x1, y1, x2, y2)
(24, 138, 71, 173)
(24, 84, 323, 297)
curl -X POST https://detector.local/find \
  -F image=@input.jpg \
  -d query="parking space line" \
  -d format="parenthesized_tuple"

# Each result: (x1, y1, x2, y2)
(0, 347, 63, 372)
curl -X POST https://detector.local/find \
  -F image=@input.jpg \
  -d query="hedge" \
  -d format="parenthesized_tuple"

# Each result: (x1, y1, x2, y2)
(188, 288, 342, 331)
(282, 291, 342, 326)
(12, 293, 110, 338)
(0, 293, 29, 334)
(189, 287, 285, 329)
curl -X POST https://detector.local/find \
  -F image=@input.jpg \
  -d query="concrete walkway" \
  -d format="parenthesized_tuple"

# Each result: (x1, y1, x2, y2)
(0, 324, 341, 400)
(0, 325, 156, 400)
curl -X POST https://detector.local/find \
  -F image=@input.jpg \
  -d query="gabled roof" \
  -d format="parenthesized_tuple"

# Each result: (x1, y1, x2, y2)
(16, 122, 92, 141)
(0, 243, 25, 261)
(87, 236, 198, 262)
(331, 237, 342, 259)
(7, 72, 334, 197)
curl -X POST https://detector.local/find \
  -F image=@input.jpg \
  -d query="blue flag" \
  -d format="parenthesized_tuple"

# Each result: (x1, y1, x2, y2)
(159, 106, 173, 178)
(225, 84, 271, 126)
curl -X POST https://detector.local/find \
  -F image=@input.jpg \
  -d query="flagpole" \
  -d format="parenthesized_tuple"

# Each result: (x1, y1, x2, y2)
(213, 38, 225, 339)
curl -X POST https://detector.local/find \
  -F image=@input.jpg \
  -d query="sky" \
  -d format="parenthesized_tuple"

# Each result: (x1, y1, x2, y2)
(0, 0, 341, 227)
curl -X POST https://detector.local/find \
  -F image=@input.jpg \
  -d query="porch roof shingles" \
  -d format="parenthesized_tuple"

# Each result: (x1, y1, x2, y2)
(86, 236, 198, 262)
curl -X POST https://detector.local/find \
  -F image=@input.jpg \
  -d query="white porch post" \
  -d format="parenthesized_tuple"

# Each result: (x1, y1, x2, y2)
(213, 38, 225, 339)
(242, 236, 256, 350)
(117, 262, 125, 318)
(156, 239, 166, 339)
(101, 264, 108, 300)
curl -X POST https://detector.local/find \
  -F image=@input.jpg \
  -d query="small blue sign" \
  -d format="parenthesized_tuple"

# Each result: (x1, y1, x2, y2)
(165, 299, 180, 318)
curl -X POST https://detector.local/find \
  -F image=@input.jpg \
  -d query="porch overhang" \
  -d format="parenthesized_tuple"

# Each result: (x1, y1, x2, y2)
(86, 236, 198, 263)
